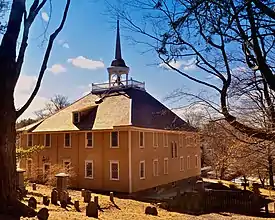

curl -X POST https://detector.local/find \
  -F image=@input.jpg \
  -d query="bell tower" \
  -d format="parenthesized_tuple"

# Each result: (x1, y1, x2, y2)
(107, 20, 130, 87)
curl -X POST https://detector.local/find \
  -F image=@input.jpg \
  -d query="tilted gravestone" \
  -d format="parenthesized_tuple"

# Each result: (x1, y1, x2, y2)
(51, 189, 58, 205)
(86, 201, 98, 218)
(37, 207, 49, 220)
(28, 197, 37, 209)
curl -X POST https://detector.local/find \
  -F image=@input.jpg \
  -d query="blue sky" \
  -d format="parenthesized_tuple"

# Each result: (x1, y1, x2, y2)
(15, 0, 208, 120)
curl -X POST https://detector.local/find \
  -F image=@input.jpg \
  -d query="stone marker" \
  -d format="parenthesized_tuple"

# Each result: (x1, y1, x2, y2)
(37, 207, 49, 220)
(74, 200, 80, 212)
(145, 206, 158, 216)
(43, 196, 50, 206)
(81, 189, 86, 197)
(94, 196, 98, 206)
(86, 201, 98, 218)
(84, 190, 91, 203)
(51, 189, 58, 205)
(28, 197, 37, 209)
(110, 192, 114, 203)
(55, 172, 69, 200)
(67, 196, 73, 205)
(32, 183, 37, 191)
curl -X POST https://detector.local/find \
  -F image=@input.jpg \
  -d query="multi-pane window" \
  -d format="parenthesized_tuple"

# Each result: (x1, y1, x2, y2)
(85, 160, 93, 179)
(153, 159, 159, 177)
(195, 155, 199, 168)
(180, 156, 184, 171)
(187, 156, 191, 169)
(153, 132, 158, 147)
(63, 159, 71, 171)
(163, 133, 168, 147)
(73, 112, 80, 123)
(174, 142, 178, 158)
(111, 131, 119, 147)
(110, 161, 119, 180)
(27, 134, 33, 147)
(86, 132, 93, 148)
(171, 142, 174, 158)
(139, 132, 144, 148)
(45, 134, 51, 147)
(179, 135, 183, 148)
(64, 133, 71, 147)
(164, 158, 168, 175)
(139, 161, 145, 179)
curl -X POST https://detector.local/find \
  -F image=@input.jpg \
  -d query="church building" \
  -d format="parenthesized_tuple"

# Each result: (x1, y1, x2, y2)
(18, 21, 201, 193)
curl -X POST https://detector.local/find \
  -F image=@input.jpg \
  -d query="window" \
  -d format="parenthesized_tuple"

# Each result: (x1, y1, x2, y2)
(195, 155, 199, 168)
(73, 112, 80, 123)
(111, 131, 119, 148)
(180, 156, 184, 171)
(174, 142, 178, 158)
(44, 134, 51, 147)
(110, 161, 119, 180)
(86, 132, 93, 148)
(26, 159, 32, 178)
(43, 163, 51, 180)
(139, 161, 145, 179)
(85, 160, 94, 179)
(63, 159, 71, 171)
(139, 131, 144, 148)
(164, 158, 168, 175)
(27, 134, 33, 147)
(64, 133, 71, 148)
(171, 142, 174, 158)
(187, 156, 191, 169)
(163, 133, 168, 147)
(153, 159, 159, 177)
(179, 134, 183, 148)
(153, 132, 158, 147)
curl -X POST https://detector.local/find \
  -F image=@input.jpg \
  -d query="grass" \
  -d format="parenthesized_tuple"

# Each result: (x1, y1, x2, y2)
(19, 183, 275, 220)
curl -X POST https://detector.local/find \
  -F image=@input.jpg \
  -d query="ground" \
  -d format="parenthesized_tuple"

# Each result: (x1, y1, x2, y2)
(16, 183, 275, 220)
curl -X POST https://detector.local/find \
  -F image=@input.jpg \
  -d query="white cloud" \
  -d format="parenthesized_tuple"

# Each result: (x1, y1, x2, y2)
(47, 64, 67, 74)
(14, 74, 48, 120)
(41, 12, 49, 22)
(57, 40, 70, 49)
(159, 58, 197, 71)
(68, 56, 105, 70)
(62, 43, 70, 49)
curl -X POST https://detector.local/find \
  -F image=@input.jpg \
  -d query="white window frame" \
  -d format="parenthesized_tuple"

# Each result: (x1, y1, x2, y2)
(195, 155, 199, 168)
(164, 158, 169, 175)
(179, 134, 183, 148)
(153, 132, 158, 147)
(110, 131, 119, 148)
(163, 133, 168, 147)
(139, 160, 146, 179)
(63, 159, 71, 170)
(187, 155, 191, 169)
(85, 132, 94, 148)
(44, 134, 51, 148)
(72, 112, 80, 123)
(171, 141, 174, 158)
(180, 156, 184, 171)
(174, 142, 178, 158)
(64, 133, 71, 148)
(27, 134, 33, 147)
(85, 160, 94, 179)
(139, 131, 145, 148)
(153, 159, 159, 177)
(110, 160, 120, 181)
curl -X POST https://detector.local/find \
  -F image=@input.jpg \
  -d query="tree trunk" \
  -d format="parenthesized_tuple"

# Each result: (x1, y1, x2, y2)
(0, 73, 17, 213)
(268, 156, 274, 187)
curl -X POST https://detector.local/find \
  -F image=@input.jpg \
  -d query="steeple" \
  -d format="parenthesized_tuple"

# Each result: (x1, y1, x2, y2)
(111, 20, 127, 67)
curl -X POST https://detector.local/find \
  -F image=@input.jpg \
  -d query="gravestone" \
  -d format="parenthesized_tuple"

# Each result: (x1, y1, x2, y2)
(67, 196, 73, 204)
(81, 189, 86, 197)
(37, 207, 49, 220)
(55, 172, 69, 200)
(51, 189, 58, 205)
(60, 191, 69, 204)
(94, 196, 98, 206)
(145, 206, 158, 216)
(28, 197, 37, 209)
(61, 200, 67, 209)
(32, 183, 37, 191)
(74, 200, 80, 212)
(16, 168, 27, 196)
(86, 201, 98, 218)
(43, 196, 50, 206)
(84, 190, 91, 203)
(110, 192, 114, 203)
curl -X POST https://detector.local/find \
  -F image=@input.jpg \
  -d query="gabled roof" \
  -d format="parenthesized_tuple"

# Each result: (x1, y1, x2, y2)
(24, 88, 194, 132)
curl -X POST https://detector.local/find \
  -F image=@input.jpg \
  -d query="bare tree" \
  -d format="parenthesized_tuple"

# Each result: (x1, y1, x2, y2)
(35, 94, 70, 119)
(0, 0, 71, 215)
(110, 0, 275, 140)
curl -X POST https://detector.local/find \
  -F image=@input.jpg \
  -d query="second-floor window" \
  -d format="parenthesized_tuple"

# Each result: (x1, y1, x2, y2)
(111, 131, 118, 148)
(171, 142, 174, 158)
(86, 132, 93, 148)
(27, 134, 33, 147)
(174, 142, 178, 158)
(139, 131, 144, 148)
(153, 132, 158, 147)
(45, 134, 51, 147)
(163, 133, 168, 147)
(64, 133, 71, 147)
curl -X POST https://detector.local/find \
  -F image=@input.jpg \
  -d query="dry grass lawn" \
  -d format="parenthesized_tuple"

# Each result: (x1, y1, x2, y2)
(19, 184, 275, 220)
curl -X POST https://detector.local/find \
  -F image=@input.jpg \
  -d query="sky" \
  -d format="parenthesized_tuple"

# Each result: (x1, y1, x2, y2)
(14, 0, 207, 120)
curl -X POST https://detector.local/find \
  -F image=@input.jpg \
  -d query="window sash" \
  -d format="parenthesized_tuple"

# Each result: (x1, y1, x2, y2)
(187, 156, 191, 169)
(111, 132, 118, 147)
(174, 142, 178, 158)
(139, 161, 145, 179)
(110, 162, 119, 180)
(28, 134, 33, 147)
(171, 142, 174, 158)
(180, 157, 184, 171)
(153, 133, 158, 147)
(64, 133, 71, 147)
(153, 160, 159, 176)
(164, 158, 168, 175)
(45, 134, 51, 147)
(163, 133, 168, 147)
(86, 132, 93, 147)
(85, 161, 93, 178)
(139, 132, 144, 147)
